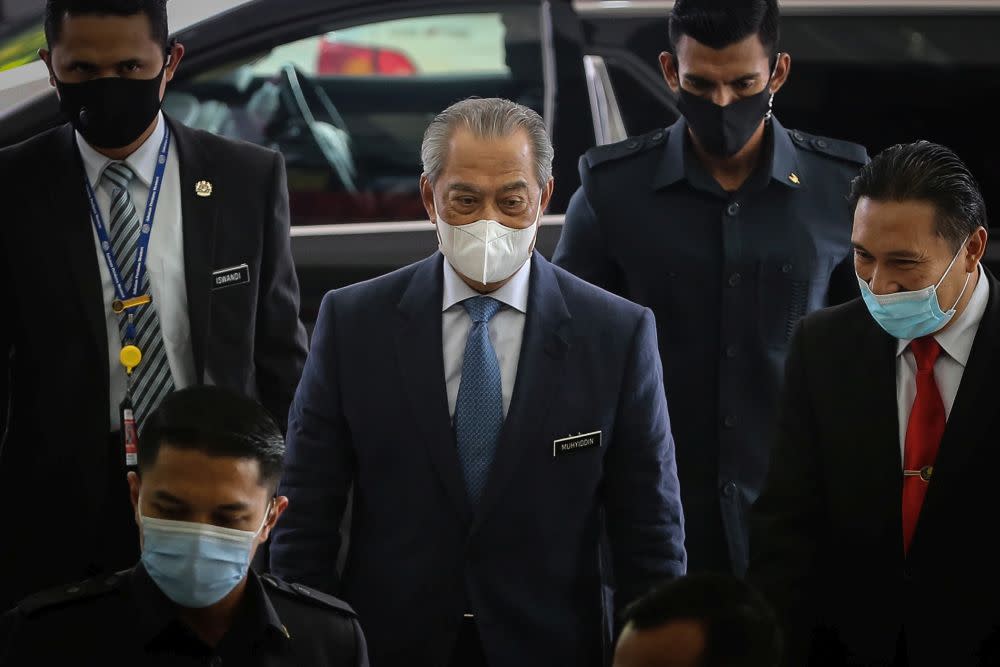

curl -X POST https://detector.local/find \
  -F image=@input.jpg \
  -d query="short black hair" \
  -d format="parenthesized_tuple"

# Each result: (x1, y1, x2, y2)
(45, 0, 169, 51)
(622, 574, 782, 667)
(849, 141, 987, 252)
(669, 0, 780, 57)
(138, 386, 285, 491)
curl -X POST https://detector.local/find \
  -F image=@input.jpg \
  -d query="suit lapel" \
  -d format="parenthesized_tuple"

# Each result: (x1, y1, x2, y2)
(169, 117, 217, 382)
(395, 254, 473, 524)
(849, 309, 904, 551)
(53, 125, 107, 366)
(912, 270, 1000, 555)
(473, 254, 572, 530)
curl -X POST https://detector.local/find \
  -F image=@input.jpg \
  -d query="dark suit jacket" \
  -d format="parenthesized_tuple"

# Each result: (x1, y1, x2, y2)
(270, 252, 686, 667)
(0, 117, 307, 610)
(749, 271, 1000, 667)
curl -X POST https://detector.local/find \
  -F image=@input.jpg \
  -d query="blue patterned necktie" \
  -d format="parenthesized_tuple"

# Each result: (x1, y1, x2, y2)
(102, 162, 175, 426)
(454, 296, 505, 504)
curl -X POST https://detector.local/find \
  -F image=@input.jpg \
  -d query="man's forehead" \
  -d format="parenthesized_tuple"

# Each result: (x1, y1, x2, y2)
(675, 33, 770, 73)
(53, 13, 160, 55)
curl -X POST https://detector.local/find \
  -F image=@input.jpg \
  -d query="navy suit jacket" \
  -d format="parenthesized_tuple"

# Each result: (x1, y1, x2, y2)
(270, 252, 686, 667)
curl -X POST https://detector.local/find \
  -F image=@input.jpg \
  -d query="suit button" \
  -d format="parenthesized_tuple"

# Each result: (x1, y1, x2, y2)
(723, 415, 738, 428)
(210, 658, 223, 667)
(725, 344, 739, 358)
(815, 138, 829, 149)
(651, 131, 665, 142)
(722, 481, 738, 497)
(726, 202, 741, 216)
(782, 263, 793, 273)
(727, 273, 742, 287)
(626, 140, 639, 149)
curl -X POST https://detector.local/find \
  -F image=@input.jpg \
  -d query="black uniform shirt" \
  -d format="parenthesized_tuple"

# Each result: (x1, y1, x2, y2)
(0, 565, 368, 666)
(553, 116, 869, 575)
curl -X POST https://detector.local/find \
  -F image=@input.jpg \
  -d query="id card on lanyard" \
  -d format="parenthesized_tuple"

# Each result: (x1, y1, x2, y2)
(81, 123, 171, 465)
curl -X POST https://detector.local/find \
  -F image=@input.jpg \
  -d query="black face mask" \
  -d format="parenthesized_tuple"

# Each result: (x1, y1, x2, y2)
(676, 60, 778, 158)
(55, 67, 165, 149)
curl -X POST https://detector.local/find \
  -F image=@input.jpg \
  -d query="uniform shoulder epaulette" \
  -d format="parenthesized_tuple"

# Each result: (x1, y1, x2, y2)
(788, 129, 869, 165)
(17, 571, 127, 617)
(583, 127, 669, 169)
(260, 574, 357, 617)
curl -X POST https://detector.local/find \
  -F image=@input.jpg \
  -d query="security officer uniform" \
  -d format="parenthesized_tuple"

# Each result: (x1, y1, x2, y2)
(0, 566, 368, 666)
(553, 117, 868, 576)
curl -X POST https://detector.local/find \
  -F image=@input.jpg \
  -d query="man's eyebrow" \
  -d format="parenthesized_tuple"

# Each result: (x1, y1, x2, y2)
(152, 490, 188, 505)
(216, 502, 251, 512)
(499, 180, 529, 193)
(447, 183, 481, 194)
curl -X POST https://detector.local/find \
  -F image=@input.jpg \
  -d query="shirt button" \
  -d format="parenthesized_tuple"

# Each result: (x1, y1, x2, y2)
(727, 273, 742, 287)
(726, 202, 741, 216)
(725, 344, 739, 359)
(723, 415, 738, 428)
(722, 481, 738, 497)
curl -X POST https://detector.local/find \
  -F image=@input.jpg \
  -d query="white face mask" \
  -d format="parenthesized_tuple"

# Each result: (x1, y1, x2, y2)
(434, 192, 543, 286)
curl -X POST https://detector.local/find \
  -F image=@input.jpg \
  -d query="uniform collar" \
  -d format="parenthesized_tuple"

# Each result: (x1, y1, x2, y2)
(895, 264, 990, 367)
(652, 115, 802, 191)
(131, 563, 290, 649)
(76, 111, 166, 189)
(441, 251, 532, 314)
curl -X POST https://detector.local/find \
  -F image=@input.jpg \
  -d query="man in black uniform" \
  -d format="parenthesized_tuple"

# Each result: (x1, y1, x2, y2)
(553, 0, 868, 576)
(0, 386, 367, 666)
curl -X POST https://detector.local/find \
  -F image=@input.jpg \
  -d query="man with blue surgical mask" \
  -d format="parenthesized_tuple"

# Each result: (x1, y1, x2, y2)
(0, 386, 368, 666)
(749, 141, 1000, 667)
(270, 97, 686, 667)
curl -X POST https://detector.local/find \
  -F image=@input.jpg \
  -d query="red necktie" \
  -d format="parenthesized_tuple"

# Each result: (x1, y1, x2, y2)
(902, 336, 945, 554)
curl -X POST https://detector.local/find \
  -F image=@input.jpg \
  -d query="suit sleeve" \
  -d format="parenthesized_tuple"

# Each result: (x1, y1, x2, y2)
(254, 150, 308, 432)
(353, 618, 370, 667)
(604, 308, 686, 613)
(269, 292, 352, 594)
(747, 320, 825, 666)
(551, 166, 622, 293)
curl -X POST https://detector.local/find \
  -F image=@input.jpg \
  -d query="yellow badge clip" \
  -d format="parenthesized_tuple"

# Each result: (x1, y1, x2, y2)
(120, 345, 143, 375)
(112, 294, 152, 314)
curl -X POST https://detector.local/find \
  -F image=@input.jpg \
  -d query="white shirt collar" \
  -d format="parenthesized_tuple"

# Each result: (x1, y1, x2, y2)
(76, 111, 166, 189)
(441, 254, 532, 314)
(896, 264, 989, 367)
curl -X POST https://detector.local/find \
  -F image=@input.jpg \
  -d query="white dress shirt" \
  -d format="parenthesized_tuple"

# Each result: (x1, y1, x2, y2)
(442, 256, 531, 419)
(896, 265, 989, 459)
(77, 112, 196, 430)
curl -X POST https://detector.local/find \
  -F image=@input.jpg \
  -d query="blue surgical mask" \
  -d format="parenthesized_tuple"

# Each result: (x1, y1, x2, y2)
(858, 239, 973, 340)
(139, 500, 271, 608)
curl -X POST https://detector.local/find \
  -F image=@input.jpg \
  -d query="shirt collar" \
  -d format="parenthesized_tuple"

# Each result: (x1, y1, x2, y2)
(131, 562, 289, 649)
(76, 111, 166, 189)
(896, 264, 989, 367)
(652, 115, 802, 192)
(441, 252, 531, 314)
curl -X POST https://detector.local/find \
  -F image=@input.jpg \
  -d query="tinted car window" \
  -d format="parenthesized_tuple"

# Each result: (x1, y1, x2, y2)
(164, 7, 546, 226)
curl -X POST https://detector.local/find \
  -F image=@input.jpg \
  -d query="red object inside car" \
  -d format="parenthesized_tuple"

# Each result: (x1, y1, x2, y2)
(317, 41, 417, 76)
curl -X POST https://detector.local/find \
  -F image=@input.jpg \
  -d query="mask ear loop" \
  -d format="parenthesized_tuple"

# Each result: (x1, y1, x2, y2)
(765, 53, 781, 121)
(939, 235, 975, 311)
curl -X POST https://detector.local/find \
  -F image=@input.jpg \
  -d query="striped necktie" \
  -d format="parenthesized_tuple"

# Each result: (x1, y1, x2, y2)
(102, 162, 175, 427)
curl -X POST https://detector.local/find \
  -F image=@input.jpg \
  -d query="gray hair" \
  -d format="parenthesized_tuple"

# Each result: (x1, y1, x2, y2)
(421, 97, 554, 187)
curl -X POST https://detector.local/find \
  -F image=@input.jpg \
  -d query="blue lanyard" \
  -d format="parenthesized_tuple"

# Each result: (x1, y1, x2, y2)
(82, 124, 171, 341)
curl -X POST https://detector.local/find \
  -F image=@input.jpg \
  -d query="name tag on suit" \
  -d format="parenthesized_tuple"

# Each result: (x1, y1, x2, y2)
(553, 430, 602, 458)
(212, 263, 250, 290)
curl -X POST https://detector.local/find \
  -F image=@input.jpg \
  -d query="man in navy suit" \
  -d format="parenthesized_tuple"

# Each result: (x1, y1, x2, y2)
(270, 98, 686, 667)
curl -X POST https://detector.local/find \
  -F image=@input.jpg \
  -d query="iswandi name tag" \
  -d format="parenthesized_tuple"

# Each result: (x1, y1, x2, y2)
(212, 263, 250, 290)
(553, 430, 602, 458)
